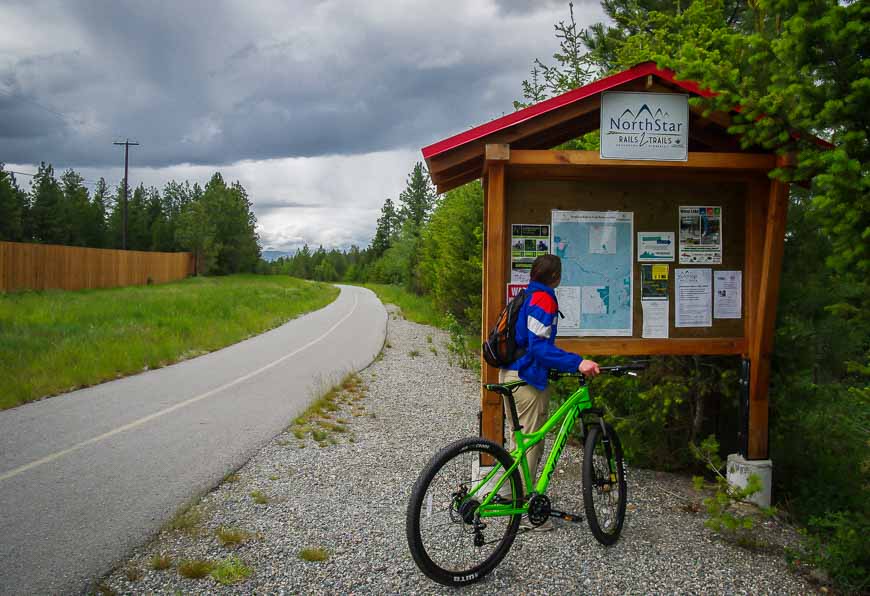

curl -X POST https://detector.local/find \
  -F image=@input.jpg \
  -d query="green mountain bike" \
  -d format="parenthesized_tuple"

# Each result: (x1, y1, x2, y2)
(406, 363, 646, 586)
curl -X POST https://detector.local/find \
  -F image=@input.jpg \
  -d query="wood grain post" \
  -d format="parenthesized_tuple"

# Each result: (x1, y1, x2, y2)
(747, 170, 790, 459)
(481, 145, 510, 448)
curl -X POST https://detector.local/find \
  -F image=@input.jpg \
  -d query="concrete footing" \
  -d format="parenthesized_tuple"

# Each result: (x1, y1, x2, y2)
(726, 453, 773, 508)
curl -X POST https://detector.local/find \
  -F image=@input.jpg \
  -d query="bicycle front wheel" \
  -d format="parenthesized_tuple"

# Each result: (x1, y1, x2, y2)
(406, 437, 523, 586)
(582, 423, 627, 545)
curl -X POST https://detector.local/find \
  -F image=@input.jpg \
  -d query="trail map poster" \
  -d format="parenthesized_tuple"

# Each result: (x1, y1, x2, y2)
(551, 210, 633, 336)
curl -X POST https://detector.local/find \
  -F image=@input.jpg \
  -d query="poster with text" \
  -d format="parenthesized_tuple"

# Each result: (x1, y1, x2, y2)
(675, 268, 712, 327)
(641, 264, 669, 300)
(679, 206, 722, 264)
(552, 210, 633, 336)
(511, 223, 549, 282)
(714, 270, 742, 319)
(642, 300, 669, 338)
(638, 232, 675, 261)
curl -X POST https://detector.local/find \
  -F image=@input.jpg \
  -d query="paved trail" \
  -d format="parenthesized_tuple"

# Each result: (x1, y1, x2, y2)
(0, 285, 385, 596)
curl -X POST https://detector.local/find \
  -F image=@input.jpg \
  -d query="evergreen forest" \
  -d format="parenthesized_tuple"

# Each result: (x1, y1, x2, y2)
(0, 165, 260, 275)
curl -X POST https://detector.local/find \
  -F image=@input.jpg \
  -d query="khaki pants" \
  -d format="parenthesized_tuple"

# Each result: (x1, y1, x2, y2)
(499, 369, 550, 483)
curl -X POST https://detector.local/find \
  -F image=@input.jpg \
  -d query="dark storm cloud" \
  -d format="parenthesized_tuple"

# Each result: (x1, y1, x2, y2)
(0, 0, 605, 169)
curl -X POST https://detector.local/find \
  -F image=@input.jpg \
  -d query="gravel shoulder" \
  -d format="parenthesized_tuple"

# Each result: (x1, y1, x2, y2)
(101, 306, 817, 595)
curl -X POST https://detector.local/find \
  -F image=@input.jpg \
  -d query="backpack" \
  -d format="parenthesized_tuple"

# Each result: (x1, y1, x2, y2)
(483, 289, 528, 368)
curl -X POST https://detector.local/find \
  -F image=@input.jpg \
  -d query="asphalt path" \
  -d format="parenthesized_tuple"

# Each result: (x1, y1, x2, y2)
(0, 284, 386, 595)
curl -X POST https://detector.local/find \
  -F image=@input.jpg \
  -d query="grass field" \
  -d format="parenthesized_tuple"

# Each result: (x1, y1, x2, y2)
(362, 284, 448, 328)
(362, 283, 481, 353)
(0, 275, 339, 410)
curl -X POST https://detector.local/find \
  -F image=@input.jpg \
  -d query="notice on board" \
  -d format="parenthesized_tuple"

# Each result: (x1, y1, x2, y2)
(675, 268, 712, 327)
(638, 232, 675, 262)
(714, 270, 742, 319)
(641, 299, 669, 338)
(641, 264, 669, 300)
(511, 223, 550, 283)
(506, 283, 527, 301)
(552, 210, 633, 337)
(679, 206, 722, 264)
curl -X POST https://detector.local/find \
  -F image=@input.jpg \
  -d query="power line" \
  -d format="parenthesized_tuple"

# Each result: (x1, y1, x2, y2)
(5, 169, 101, 187)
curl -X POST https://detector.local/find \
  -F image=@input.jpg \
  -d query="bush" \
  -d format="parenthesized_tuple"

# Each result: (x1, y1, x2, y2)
(550, 355, 739, 470)
(789, 511, 870, 592)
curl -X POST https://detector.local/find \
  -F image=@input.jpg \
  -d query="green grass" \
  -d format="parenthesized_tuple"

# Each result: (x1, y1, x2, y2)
(362, 283, 447, 328)
(210, 556, 252, 585)
(0, 274, 339, 410)
(215, 526, 250, 548)
(149, 552, 173, 570)
(176, 559, 214, 579)
(298, 547, 329, 562)
(165, 502, 208, 534)
(288, 372, 366, 447)
(249, 490, 270, 505)
(362, 283, 481, 354)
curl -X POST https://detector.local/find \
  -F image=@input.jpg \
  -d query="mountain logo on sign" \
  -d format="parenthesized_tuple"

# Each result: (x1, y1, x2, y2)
(608, 103, 684, 135)
(618, 105, 670, 121)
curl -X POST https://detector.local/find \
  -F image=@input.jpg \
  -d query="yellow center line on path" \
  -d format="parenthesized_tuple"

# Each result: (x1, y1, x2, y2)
(0, 291, 360, 483)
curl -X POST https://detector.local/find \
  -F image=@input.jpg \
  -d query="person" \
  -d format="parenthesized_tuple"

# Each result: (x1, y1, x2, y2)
(500, 254, 600, 528)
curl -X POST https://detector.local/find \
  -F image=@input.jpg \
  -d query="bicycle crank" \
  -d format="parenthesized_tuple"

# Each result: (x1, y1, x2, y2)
(550, 509, 584, 523)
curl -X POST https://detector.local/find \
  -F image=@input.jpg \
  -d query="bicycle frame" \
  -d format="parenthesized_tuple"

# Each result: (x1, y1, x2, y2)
(466, 382, 596, 519)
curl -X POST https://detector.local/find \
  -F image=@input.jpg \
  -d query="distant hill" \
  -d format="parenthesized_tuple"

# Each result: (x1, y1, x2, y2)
(261, 250, 294, 262)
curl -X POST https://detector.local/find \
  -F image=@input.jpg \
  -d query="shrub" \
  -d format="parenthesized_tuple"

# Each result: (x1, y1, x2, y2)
(210, 556, 252, 585)
(789, 511, 870, 592)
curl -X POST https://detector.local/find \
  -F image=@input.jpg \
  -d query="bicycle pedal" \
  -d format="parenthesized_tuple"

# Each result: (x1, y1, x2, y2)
(551, 510, 583, 523)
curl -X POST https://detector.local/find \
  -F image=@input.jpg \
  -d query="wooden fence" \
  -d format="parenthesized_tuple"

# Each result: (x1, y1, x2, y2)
(0, 241, 194, 292)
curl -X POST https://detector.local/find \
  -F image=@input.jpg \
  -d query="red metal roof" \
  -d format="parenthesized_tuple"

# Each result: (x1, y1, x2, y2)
(422, 62, 713, 159)
(422, 61, 830, 160)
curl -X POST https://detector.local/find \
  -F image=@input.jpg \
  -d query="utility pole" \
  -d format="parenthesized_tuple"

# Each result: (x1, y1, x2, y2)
(113, 139, 139, 249)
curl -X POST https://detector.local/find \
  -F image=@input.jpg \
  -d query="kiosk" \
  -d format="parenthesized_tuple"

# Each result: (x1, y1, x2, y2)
(421, 62, 815, 506)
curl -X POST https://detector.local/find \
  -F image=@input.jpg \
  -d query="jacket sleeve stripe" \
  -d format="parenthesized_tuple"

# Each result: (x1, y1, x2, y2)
(527, 316, 552, 338)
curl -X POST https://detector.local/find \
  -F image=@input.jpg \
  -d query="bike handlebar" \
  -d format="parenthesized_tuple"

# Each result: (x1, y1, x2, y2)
(548, 361, 648, 380)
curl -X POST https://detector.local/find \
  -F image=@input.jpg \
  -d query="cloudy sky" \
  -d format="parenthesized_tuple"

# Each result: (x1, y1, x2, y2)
(1, 0, 606, 252)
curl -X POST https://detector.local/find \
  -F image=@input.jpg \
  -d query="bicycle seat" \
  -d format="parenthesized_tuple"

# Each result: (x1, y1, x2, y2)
(483, 381, 526, 396)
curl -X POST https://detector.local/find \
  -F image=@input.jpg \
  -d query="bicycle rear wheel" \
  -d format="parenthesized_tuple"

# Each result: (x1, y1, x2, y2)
(406, 437, 523, 586)
(582, 423, 627, 545)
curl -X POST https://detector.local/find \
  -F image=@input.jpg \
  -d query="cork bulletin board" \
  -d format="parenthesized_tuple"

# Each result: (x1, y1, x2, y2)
(505, 177, 747, 339)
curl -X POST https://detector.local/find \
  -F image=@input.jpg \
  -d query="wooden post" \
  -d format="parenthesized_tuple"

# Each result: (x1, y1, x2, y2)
(747, 168, 790, 459)
(481, 145, 510, 447)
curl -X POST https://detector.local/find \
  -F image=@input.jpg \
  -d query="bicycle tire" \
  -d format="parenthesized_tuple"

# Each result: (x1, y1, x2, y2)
(582, 423, 627, 545)
(406, 437, 523, 586)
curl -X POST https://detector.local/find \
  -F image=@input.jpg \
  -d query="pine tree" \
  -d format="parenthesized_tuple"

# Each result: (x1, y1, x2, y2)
(371, 198, 399, 256)
(397, 163, 435, 229)
(29, 163, 65, 244)
(91, 178, 110, 248)
(60, 169, 92, 246)
(0, 165, 26, 241)
(175, 198, 217, 275)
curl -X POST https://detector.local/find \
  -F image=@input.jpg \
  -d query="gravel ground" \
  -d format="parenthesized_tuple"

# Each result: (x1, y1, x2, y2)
(101, 307, 818, 595)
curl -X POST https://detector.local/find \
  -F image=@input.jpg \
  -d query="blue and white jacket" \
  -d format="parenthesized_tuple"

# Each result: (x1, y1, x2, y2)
(505, 280, 583, 390)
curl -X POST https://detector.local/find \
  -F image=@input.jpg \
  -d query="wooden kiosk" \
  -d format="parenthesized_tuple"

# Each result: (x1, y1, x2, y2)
(422, 62, 797, 464)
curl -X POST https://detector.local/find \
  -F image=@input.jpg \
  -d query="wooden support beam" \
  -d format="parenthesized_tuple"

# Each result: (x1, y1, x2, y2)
(747, 171, 790, 459)
(556, 337, 746, 356)
(485, 143, 510, 163)
(481, 162, 507, 448)
(744, 179, 768, 356)
(509, 150, 775, 171)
